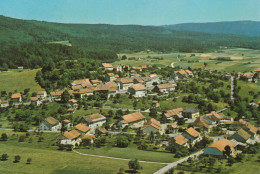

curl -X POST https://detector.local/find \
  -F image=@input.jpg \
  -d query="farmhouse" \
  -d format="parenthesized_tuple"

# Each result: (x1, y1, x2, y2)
(11, 93, 22, 103)
(74, 88, 94, 98)
(142, 118, 160, 134)
(37, 91, 47, 99)
(50, 91, 63, 101)
(102, 63, 113, 71)
(75, 123, 90, 134)
(115, 77, 134, 90)
(133, 77, 145, 84)
(206, 111, 224, 123)
(0, 100, 9, 108)
(182, 127, 201, 144)
(39, 117, 61, 131)
(105, 73, 117, 82)
(154, 83, 176, 93)
(82, 134, 95, 144)
(71, 78, 92, 89)
(90, 79, 100, 86)
(94, 82, 118, 97)
(118, 112, 146, 128)
(96, 127, 108, 136)
(63, 119, 72, 129)
(60, 130, 81, 147)
(128, 84, 147, 97)
(81, 113, 106, 129)
(164, 108, 183, 121)
(204, 139, 236, 157)
(182, 108, 199, 119)
(30, 97, 41, 106)
(68, 99, 78, 108)
(171, 69, 193, 81)
(167, 124, 179, 134)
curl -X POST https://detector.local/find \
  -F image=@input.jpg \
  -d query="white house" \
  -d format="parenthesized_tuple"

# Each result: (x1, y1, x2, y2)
(0, 100, 9, 108)
(39, 117, 62, 131)
(81, 113, 106, 129)
(74, 88, 94, 98)
(155, 83, 176, 93)
(204, 139, 236, 157)
(60, 130, 82, 147)
(30, 97, 41, 106)
(118, 112, 146, 129)
(164, 108, 183, 121)
(128, 84, 147, 97)
(37, 91, 47, 99)
(11, 93, 22, 103)
(102, 63, 113, 71)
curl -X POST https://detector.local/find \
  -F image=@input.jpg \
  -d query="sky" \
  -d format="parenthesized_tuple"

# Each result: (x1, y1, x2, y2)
(0, 0, 260, 25)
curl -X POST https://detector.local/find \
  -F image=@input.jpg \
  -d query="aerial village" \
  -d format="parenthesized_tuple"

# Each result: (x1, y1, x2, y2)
(0, 61, 259, 173)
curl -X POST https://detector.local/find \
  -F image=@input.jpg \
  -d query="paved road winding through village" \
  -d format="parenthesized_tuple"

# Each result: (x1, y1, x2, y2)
(153, 149, 204, 174)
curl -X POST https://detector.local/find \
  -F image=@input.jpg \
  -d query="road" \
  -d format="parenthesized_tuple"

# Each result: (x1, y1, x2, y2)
(153, 149, 204, 174)
(0, 128, 60, 133)
(72, 149, 169, 165)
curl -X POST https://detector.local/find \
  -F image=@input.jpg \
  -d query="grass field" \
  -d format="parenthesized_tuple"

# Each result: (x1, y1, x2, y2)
(78, 144, 177, 163)
(0, 69, 43, 94)
(237, 80, 260, 102)
(0, 130, 164, 174)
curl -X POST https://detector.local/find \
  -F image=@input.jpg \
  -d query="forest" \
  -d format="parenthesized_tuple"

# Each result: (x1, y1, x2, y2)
(1, 15, 260, 69)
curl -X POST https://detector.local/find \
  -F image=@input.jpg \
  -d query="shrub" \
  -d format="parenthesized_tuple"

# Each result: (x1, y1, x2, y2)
(1, 154, 9, 161)
(14, 155, 21, 163)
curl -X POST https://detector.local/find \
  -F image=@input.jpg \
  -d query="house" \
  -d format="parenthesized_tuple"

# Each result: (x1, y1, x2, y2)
(193, 117, 211, 133)
(242, 72, 254, 81)
(170, 134, 189, 148)
(63, 119, 72, 129)
(206, 111, 224, 123)
(204, 139, 236, 157)
(171, 69, 193, 81)
(0, 100, 9, 108)
(164, 108, 183, 121)
(154, 83, 176, 93)
(60, 130, 82, 147)
(30, 97, 41, 106)
(39, 117, 61, 131)
(94, 82, 118, 97)
(68, 99, 78, 108)
(182, 127, 201, 144)
(128, 84, 147, 97)
(95, 127, 108, 136)
(142, 118, 160, 134)
(71, 79, 92, 89)
(74, 88, 94, 98)
(81, 134, 95, 144)
(105, 73, 117, 82)
(37, 91, 47, 99)
(115, 78, 134, 90)
(118, 112, 146, 129)
(167, 125, 179, 134)
(183, 108, 199, 119)
(228, 129, 251, 144)
(50, 91, 63, 101)
(75, 123, 90, 135)
(114, 63, 122, 72)
(11, 93, 22, 103)
(143, 74, 162, 91)
(90, 79, 100, 86)
(102, 63, 113, 71)
(81, 113, 106, 129)
(133, 77, 145, 84)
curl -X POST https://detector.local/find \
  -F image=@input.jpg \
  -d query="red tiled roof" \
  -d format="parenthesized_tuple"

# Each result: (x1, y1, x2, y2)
(164, 108, 183, 118)
(121, 112, 145, 123)
(209, 139, 235, 152)
(174, 135, 188, 146)
(185, 127, 200, 138)
(11, 93, 21, 99)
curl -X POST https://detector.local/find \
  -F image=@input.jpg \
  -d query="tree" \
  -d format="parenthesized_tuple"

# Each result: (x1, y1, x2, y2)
(204, 62, 208, 67)
(227, 157, 235, 166)
(61, 90, 70, 103)
(149, 108, 157, 118)
(116, 135, 129, 148)
(149, 131, 155, 143)
(122, 55, 127, 60)
(128, 159, 142, 173)
(1, 154, 9, 161)
(224, 145, 231, 156)
(27, 157, 32, 164)
(1, 133, 8, 141)
(14, 155, 21, 163)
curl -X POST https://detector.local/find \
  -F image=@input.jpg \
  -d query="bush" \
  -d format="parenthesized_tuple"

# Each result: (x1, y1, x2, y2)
(14, 155, 21, 163)
(18, 135, 25, 142)
(1, 133, 8, 141)
(27, 157, 32, 164)
(1, 154, 9, 161)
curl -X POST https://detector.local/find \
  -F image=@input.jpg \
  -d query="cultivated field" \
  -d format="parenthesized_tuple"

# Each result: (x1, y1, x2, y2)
(117, 48, 260, 72)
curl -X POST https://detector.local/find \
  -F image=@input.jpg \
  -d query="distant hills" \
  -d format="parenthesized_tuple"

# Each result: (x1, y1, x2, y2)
(161, 21, 260, 37)
(1, 15, 260, 53)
